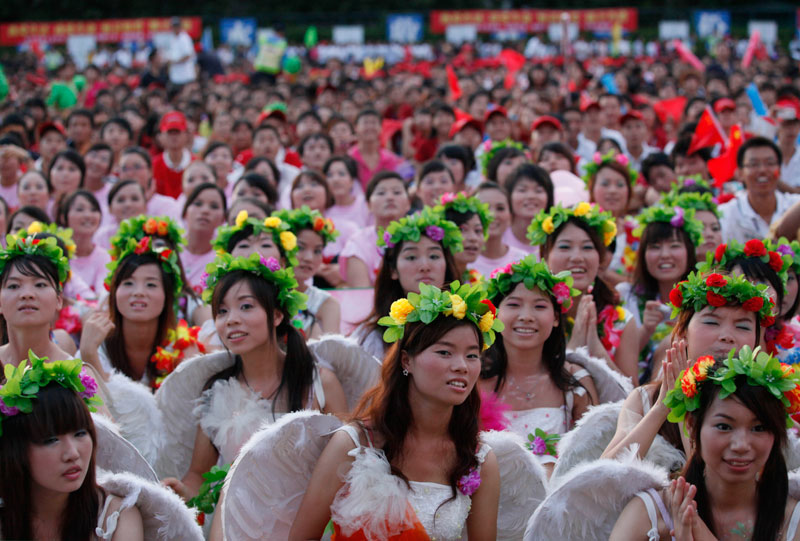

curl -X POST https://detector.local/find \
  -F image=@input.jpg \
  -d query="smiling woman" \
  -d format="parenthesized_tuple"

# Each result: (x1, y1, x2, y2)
(180, 182, 227, 290)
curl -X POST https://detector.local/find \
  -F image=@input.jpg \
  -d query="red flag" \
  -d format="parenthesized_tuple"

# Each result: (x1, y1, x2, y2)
(708, 125, 744, 187)
(446, 65, 462, 101)
(672, 39, 705, 72)
(498, 49, 526, 90)
(741, 30, 761, 68)
(653, 96, 687, 124)
(688, 106, 728, 155)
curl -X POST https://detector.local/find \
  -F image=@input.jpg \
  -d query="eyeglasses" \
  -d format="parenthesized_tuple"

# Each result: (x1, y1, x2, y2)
(743, 160, 779, 169)
(120, 163, 147, 172)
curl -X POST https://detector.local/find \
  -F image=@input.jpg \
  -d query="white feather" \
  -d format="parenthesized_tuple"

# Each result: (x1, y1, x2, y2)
(104, 373, 164, 466)
(308, 334, 382, 411)
(787, 430, 800, 471)
(92, 414, 157, 482)
(566, 348, 634, 404)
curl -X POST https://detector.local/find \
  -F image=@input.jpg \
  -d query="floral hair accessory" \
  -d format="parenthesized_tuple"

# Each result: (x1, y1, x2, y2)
(487, 255, 580, 313)
(434, 192, 494, 238)
(527, 202, 617, 247)
(108, 215, 185, 260)
(581, 150, 638, 187)
(213, 211, 299, 266)
(668, 271, 775, 326)
(378, 281, 504, 349)
(271, 205, 339, 246)
(672, 174, 713, 192)
(766, 237, 800, 276)
(0, 350, 102, 436)
(479, 139, 527, 177)
(104, 235, 184, 299)
(664, 346, 800, 427)
(17, 222, 77, 259)
(377, 207, 463, 255)
(698, 238, 791, 287)
(0, 232, 70, 287)
(201, 252, 307, 317)
(660, 191, 720, 218)
(633, 204, 704, 247)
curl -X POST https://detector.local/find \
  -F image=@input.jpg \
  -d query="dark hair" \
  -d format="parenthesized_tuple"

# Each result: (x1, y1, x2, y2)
(47, 149, 86, 188)
(86, 142, 114, 175)
(7, 205, 51, 235)
(418, 159, 455, 186)
(596, 137, 623, 154)
(365, 171, 408, 201)
(486, 147, 527, 183)
(504, 163, 554, 213)
(352, 317, 482, 498)
(683, 373, 787, 540)
(253, 123, 281, 140)
(724, 255, 784, 312)
(19, 169, 52, 196)
(107, 179, 145, 208)
(737, 136, 782, 168)
(228, 197, 274, 222)
(640, 152, 673, 184)
(296, 110, 323, 128)
(355, 108, 381, 124)
(207, 271, 315, 414)
(587, 160, 633, 206)
(297, 132, 334, 157)
(435, 144, 476, 180)
(120, 146, 152, 169)
(0, 384, 100, 540)
(232, 172, 278, 205)
(632, 222, 697, 302)
(105, 253, 176, 381)
(671, 134, 712, 163)
(0, 249, 62, 343)
(244, 156, 281, 185)
(537, 142, 576, 174)
(67, 108, 94, 129)
(290, 170, 334, 209)
(56, 189, 101, 228)
(182, 182, 227, 219)
(322, 155, 359, 180)
(201, 141, 234, 160)
(101, 117, 133, 140)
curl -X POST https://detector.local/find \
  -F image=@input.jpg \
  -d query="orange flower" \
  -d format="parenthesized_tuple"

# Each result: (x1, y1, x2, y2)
(157, 220, 169, 236)
(143, 218, 158, 235)
(681, 370, 698, 398)
(313, 216, 325, 232)
(785, 387, 800, 415)
(691, 357, 715, 383)
(781, 363, 796, 377)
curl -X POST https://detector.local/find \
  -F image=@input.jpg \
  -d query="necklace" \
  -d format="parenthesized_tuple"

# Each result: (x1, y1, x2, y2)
(506, 373, 546, 402)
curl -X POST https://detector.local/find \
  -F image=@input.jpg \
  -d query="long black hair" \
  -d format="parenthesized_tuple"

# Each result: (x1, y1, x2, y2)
(632, 222, 697, 302)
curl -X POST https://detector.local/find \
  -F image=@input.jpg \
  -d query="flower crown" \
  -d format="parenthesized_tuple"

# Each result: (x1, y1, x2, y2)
(768, 237, 800, 276)
(660, 191, 720, 218)
(109, 215, 185, 259)
(104, 236, 184, 299)
(271, 206, 339, 246)
(527, 202, 617, 247)
(487, 255, 580, 313)
(378, 281, 504, 349)
(668, 271, 775, 326)
(698, 239, 791, 287)
(0, 233, 70, 287)
(377, 208, 463, 254)
(673, 174, 713, 192)
(480, 139, 527, 177)
(663, 346, 800, 427)
(434, 192, 494, 238)
(213, 211, 299, 267)
(581, 150, 638, 187)
(0, 350, 102, 436)
(633, 205, 704, 248)
(21, 221, 77, 259)
(201, 253, 307, 317)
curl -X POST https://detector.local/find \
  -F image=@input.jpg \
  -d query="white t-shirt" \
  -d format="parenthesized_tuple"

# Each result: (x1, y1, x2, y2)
(166, 32, 196, 85)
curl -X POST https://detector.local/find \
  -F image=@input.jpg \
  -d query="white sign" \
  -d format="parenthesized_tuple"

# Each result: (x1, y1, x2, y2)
(748, 20, 778, 44)
(547, 22, 578, 42)
(333, 25, 365, 45)
(445, 24, 477, 44)
(67, 35, 97, 71)
(659, 21, 690, 41)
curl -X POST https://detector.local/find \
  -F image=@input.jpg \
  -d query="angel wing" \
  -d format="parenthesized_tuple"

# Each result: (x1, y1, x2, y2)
(93, 414, 157, 482)
(221, 410, 343, 540)
(525, 447, 667, 541)
(787, 430, 800, 471)
(153, 351, 235, 479)
(308, 334, 382, 411)
(566, 347, 634, 404)
(481, 431, 548, 541)
(104, 372, 165, 467)
(97, 469, 204, 541)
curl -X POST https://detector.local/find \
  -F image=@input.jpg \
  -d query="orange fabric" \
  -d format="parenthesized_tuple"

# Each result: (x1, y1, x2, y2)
(331, 504, 430, 541)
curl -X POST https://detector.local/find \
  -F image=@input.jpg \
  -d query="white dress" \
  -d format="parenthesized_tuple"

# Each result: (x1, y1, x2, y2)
(297, 285, 333, 334)
(335, 424, 489, 541)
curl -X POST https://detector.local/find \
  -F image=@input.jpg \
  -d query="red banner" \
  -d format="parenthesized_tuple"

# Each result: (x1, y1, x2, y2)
(0, 17, 202, 46)
(430, 8, 638, 33)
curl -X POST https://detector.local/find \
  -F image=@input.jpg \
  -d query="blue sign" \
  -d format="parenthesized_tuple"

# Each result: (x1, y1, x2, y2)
(386, 14, 424, 43)
(692, 10, 730, 38)
(220, 18, 257, 47)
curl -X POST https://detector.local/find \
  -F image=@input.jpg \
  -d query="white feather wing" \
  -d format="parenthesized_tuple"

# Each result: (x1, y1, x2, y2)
(104, 373, 164, 467)
(221, 410, 343, 540)
(308, 334, 382, 410)
(481, 431, 548, 541)
(525, 448, 667, 541)
(566, 348, 633, 404)
(153, 351, 235, 479)
(93, 414, 157, 482)
(787, 430, 800, 471)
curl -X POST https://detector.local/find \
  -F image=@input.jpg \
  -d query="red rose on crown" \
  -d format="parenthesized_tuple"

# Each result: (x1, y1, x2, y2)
(742, 297, 764, 312)
(743, 239, 766, 257)
(706, 291, 727, 307)
(768, 251, 784, 272)
(705, 273, 727, 288)
(480, 298, 497, 316)
(714, 243, 727, 262)
(669, 287, 683, 307)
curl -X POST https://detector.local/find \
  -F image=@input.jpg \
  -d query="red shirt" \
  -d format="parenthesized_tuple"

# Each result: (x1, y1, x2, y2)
(152, 151, 194, 199)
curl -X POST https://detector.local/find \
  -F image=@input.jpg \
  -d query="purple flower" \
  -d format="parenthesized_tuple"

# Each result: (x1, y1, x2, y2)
(778, 245, 794, 257)
(457, 468, 482, 496)
(78, 370, 98, 399)
(199, 272, 210, 290)
(669, 207, 684, 228)
(531, 436, 547, 455)
(0, 399, 19, 417)
(425, 225, 444, 242)
(383, 231, 395, 248)
(683, 177, 696, 187)
(261, 255, 281, 272)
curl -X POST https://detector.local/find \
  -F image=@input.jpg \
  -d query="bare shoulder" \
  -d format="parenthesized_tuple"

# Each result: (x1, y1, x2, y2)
(609, 493, 653, 541)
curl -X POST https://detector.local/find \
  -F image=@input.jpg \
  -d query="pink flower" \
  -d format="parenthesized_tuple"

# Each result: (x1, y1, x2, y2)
(531, 436, 547, 455)
(199, 272, 209, 289)
(425, 225, 444, 242)
(382, 231, 395, 248)
(457, 468, 482, 496)
(261, 255, 281, 272)
(0, 399, 19, 417)
(440, 192, 456, 204)
(552, 282, 570, 303)
(616, 154, 629, 166)
(78, 370, 98, 399)
(778, 245, 794, 257)
(593, 152, 603, 164)
(669, 206, 685, 228)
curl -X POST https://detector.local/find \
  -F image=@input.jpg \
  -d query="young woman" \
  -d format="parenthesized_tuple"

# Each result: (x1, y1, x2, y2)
(481, 257, 598, 466)
(180, 183, 227, 291)
(118, 147, 180, 220)
(502, 163, 553, 256)
(0, 356, 144, 540)
(230, 172, 278, 208)
(297, 132, 334, 173)
(533, 203, 639, 381)
(342, 171, 411, 287)
(436, 143, 479, 192)
(353, 208, 462, 360)
(203, 141, 243, 198)
(323, 155, 371, 228)
(484, 144, 527, 186)
(413, 159, 455, 210)
(47, 149, 85, 218)
(175, 160, 217, 210)
(83, 142, 115, 221)
(227, 197, 272, 224)
(663, 181, 722, 261)
(161, 253, 347, 501)
(537, 141, 577, 175)
(617, 204, 703, 383)
(17, 169, 51, 212)
(94, 180, 148, 250)
(437, 191, 493, 282)
(290, 282, 500, 540)
(215, 210, 298, 267)
(610, 346, 800, 540)
(473, 182, 528, 277)
(602, 271, 774, 464)
(243, 156, 280, 194)
(7, 205, 51, 236)
(57, 190, 109, 296)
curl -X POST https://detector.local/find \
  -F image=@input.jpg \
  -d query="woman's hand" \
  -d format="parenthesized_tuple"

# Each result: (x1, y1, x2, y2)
(669, 477, 699, 541)
(656, 339, 687, 407)
(81, 311, 114, 351)
(566, 295, 592, 350)
(162, 477, 192, 501)
(642, 300, 666, 336)
(316, 263, 344, 287)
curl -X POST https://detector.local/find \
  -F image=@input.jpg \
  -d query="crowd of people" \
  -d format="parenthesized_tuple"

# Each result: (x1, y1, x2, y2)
(2, 18, 800, 539)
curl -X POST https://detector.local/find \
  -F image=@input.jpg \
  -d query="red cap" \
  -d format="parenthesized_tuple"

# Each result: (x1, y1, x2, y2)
(256, 109, 288, 126)
(775, 99, 800, 122)
(449, 117, 483, 139)
(483, 106, 508, 123)
(713, 98, 736, 114)
(37, 121, 66, 139)
(619, 110, 645, 125)
(531, 115, 563, 132)
(159, 111, 188, 133)
(580, 99, 600, 112)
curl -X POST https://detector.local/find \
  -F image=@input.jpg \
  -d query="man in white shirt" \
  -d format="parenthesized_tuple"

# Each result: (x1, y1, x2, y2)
(775, 99, 800, 191)
(620, 110, 657, 172)
(165, 18, 196, 86)
(719, 136, 800, 243)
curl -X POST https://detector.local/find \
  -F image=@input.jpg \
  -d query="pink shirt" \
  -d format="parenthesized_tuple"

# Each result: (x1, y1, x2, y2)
(90, 183, 113, 226)
(148, 193, 181, 221)
(323, 218, 358, 260)
(0, 182, 19, 209)
(471, 245, 528, 278)
(326, 192, 372, 229)
(180, 249, 217, 293)
(340, 226, 381, 284)
(347, 146, 403, 190)
(70, 244, 111, 296)
(503, 228, 539, 257)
